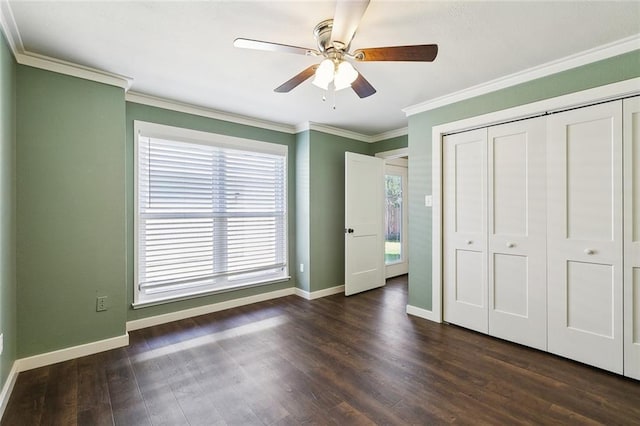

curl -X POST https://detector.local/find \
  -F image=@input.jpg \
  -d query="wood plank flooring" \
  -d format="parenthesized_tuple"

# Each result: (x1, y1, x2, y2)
(2, 275, 639, 425)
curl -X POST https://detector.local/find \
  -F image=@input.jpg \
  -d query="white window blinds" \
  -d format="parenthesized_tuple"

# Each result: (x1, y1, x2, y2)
(135, 122, 288, 306)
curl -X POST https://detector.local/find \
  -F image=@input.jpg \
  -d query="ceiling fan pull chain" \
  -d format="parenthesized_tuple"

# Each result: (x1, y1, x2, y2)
(332, 86, 337, 110)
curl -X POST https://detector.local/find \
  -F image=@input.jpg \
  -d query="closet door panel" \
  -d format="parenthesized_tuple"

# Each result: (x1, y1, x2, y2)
(443, 128, 488, 333)
(547, 101, 623, 374)
(488, 118, 547, 350)
(624, 96, 640, 379)
(493, 254, 528, 315)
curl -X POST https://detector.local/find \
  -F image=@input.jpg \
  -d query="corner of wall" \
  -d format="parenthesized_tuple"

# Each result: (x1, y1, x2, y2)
(295, 130, 311, 292)
(0, 29, 17, 418)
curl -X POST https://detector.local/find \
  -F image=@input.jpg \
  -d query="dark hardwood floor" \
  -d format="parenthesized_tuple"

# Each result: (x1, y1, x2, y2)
(3, 275, 639, 425)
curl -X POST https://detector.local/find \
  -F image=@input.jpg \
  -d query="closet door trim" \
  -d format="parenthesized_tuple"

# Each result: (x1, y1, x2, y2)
(429, 77, 640, 324)
(623, 96, 640, 379)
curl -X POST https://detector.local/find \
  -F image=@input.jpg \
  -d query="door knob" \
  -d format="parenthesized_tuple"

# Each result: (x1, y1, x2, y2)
(466, 240, 473, 245)
(345, 228, 354, 234)
(506, 242, 515, 248)
(584, 248, 595, 255)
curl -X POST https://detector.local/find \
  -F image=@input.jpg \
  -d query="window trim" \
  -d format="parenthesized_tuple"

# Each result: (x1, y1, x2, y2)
(133, 120, 289, 308)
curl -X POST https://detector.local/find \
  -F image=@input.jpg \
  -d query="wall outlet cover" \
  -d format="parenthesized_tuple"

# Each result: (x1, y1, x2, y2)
(96, 296, 108, 312)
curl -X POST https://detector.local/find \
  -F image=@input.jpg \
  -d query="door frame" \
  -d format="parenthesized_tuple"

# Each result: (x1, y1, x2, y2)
(427, 77, 640, 324)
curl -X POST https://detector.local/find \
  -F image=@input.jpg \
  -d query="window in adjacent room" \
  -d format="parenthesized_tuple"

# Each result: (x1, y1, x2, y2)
(384, 173, 403, 265)
(134, 121, 288, 307)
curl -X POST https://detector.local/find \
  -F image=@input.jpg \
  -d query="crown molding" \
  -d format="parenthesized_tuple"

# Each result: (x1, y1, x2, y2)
(369, 127, 408, 142)
(0, 0, 21, 56)
(0, 0, 132, 90)
(126, 91, 297, 134)
(403, 34, 640, 116)
(296, 121, 407, 143)
(16, 51, 133, 90)
(296, 122, 371, 142)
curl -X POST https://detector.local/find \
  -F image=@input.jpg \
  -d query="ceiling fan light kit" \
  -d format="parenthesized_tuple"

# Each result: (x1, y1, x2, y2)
(334, 61, 359, 90)
(312, 59, 335, 90)
(312, 59, 359, 91)
(234, 0, 438, 99)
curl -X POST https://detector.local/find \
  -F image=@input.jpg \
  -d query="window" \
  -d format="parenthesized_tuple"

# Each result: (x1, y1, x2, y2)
(134, 121, 288, 307)
(384, 173, 403, 264)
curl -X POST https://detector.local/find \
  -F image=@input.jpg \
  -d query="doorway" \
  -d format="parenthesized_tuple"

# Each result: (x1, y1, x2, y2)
(376, 148, 409, 279)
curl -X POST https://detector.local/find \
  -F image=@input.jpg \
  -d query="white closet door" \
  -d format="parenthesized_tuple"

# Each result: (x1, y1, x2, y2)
(443, 128, 488, 333)
(547, 101, 623, 373)
(487, 118, 547, 350)
(624, 96, 640, 380)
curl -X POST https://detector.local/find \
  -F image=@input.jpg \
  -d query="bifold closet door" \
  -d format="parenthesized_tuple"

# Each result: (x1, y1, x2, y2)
(443, 128, 488, 333)
(624, 96, 640, 380)
(487, 118, 547, 351)
(547, 101, 623, 373)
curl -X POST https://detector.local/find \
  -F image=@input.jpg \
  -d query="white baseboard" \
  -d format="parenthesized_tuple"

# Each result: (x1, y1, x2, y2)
(0, 362, 18, 420)
(406, 304, 441, 323)
(295, 285, 344, 300)
(127, 287, 296, 331)
(14, 334, 129, 373)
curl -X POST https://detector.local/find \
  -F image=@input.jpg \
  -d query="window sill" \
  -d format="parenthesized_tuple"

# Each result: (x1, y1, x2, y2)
(132, 276, 291, 309)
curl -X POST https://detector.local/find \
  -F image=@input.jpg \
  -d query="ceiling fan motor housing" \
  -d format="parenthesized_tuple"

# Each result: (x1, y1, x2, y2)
(314, 19, 348, 58)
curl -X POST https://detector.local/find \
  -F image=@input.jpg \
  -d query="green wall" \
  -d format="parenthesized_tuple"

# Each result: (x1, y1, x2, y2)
(369, 134, 408, 154)
(0, 33, 16, 393)
(295, 130, 311, 292)
(125, 102, 297, 320)
(302, 130, 370, 292)
(407, 50, 640, 310)
(16, 67, 127, 357)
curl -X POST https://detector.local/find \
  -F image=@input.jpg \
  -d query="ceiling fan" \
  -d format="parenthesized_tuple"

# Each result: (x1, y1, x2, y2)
(233, 0, 438, 99)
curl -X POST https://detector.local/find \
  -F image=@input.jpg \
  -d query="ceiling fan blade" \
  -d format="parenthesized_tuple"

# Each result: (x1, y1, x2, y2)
(353, 44, 438, 62)
(234, 38, 319, 56)
(351, 72, 376, 98)
(330, 0, 370, 49)
(274, 65, 319, 93)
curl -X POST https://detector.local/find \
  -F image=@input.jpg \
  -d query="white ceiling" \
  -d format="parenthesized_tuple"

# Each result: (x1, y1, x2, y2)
(6, 1, 640, 135)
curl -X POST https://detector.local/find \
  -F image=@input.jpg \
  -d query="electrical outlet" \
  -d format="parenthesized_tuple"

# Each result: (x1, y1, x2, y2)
(0, 333, 3, 356)
(96, 296, 108, 312)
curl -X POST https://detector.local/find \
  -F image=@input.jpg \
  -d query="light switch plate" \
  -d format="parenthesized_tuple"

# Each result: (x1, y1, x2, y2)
(0, 333, 3, 356)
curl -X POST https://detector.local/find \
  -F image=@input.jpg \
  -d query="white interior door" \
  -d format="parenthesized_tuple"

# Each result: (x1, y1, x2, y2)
(487, 118, 547, 350)
(443, 128, 488, 333)
(384, 161, 408, 278)
(624, 96, 640, 380)
(547, 101, 623, 373)
(345, 152, 385, 296)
